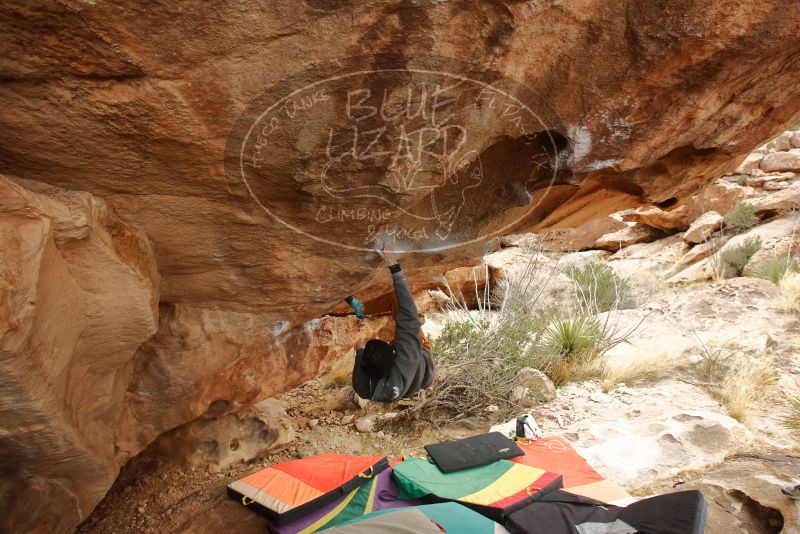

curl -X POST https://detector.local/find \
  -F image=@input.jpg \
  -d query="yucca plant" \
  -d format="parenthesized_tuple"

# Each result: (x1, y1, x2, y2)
(543, 315, 601, 359)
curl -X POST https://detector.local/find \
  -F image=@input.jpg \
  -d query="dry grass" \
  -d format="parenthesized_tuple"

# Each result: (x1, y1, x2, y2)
(302, 386, 355, 414)
(322, 351, 356, 388)
(784, 395, 800, 438)
(686, 332, 777, 424)
(780, 272, 800, 313)
(600, 352, 683, 392)
(718, 354, 776, 423)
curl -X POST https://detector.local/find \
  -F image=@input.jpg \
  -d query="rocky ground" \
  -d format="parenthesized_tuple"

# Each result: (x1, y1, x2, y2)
(80, 134, 800, 533)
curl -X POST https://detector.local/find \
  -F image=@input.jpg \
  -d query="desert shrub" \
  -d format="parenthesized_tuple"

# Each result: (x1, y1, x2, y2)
(780, 272, 800, 313)
(752, 254, 798, 284)
(723, 202, 759, 232)
(423, 312, 541, 419)
(720, 236, 762, 275)
(413, 248, 643, 421)
(566, 261, 630, 313)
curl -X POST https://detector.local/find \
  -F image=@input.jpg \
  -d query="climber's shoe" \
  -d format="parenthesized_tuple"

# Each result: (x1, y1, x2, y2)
(782, 484, 800, 500)
(344, 295, 366, 319)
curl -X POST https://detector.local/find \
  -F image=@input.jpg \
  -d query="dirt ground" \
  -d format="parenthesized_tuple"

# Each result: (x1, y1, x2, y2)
(77, 373, 482, 534)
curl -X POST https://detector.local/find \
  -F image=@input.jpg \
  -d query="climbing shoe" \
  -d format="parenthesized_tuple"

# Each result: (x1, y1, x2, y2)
(344, 295, 366, 319)
(782, 484, 800, 500)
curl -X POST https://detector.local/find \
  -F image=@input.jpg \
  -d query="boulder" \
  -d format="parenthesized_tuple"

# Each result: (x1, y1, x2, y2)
(760, 149, 800, 172)
(510, 367, 557, 406)
(485, 247, 558, 282)
(683, 211, 724, 243)
(675, 235, 730, 268)
(439, 264, 489, 308)
(121, 308, 396, 458)
(594, 224, 663, 251)
(620, 205, 687, 231)
(623, 181, 758, 231)
(666, 256, 721, 283)
(0, 176, 159, 534)
(546, 381, 753, 490)
(3, 1, 800, 530)
(557, 250, 612, 270)
(751, 181, 800, 215)
(745, 171, 794, 187)
(762, 179, 791, 190)
(734, 152, 764, 173)
(603, 278, 790, 359)
(674, 453, 800, 533)
(771, 130, 796, 152)
(608, 234, 689, 278)
(354, 417, 375, 433)
(792, 131, 800, 149)
(538, 213, 632, 252)
(152, 399, 294, 472)
(716, 215, 798, 262)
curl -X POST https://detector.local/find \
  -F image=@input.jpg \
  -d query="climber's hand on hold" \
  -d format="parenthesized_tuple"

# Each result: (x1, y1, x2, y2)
(376, 238, 400, 267)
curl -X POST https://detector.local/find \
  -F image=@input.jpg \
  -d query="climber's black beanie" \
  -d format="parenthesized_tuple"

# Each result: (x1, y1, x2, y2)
(361, 339, 395, 378)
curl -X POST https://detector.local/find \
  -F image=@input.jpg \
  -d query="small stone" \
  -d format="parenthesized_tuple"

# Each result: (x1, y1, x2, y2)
(308, 418, 319, 428)
(589, 391, 612, 403)
(354, 394, 369, 410)
(378, 412, 398, 421)
(355, 417, 375, 433)
(486, 404, 499, 413)
(137, 506, 145, 514)
(340, 414, 355, 425)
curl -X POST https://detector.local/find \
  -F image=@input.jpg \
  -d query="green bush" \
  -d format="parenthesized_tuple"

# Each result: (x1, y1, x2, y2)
(752, 254, 797, 284)
(723, 202, 759, 232)
(720, 236, 762, 275)
(566, 261, 630, 313)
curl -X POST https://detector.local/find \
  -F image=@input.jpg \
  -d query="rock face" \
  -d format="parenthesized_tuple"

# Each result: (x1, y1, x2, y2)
(2, 2, 800, 532)
(120, 308, 395, 460)
(541, 381, 753, 490)
(2, 1, 800, 313)
(0, 176, 159, 533)
(675, 453, 800, 534)
(152, 399, 294, 473)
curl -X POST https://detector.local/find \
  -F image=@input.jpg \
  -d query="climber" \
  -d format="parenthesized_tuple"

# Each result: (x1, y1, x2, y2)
(351, 239, 435, 403)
